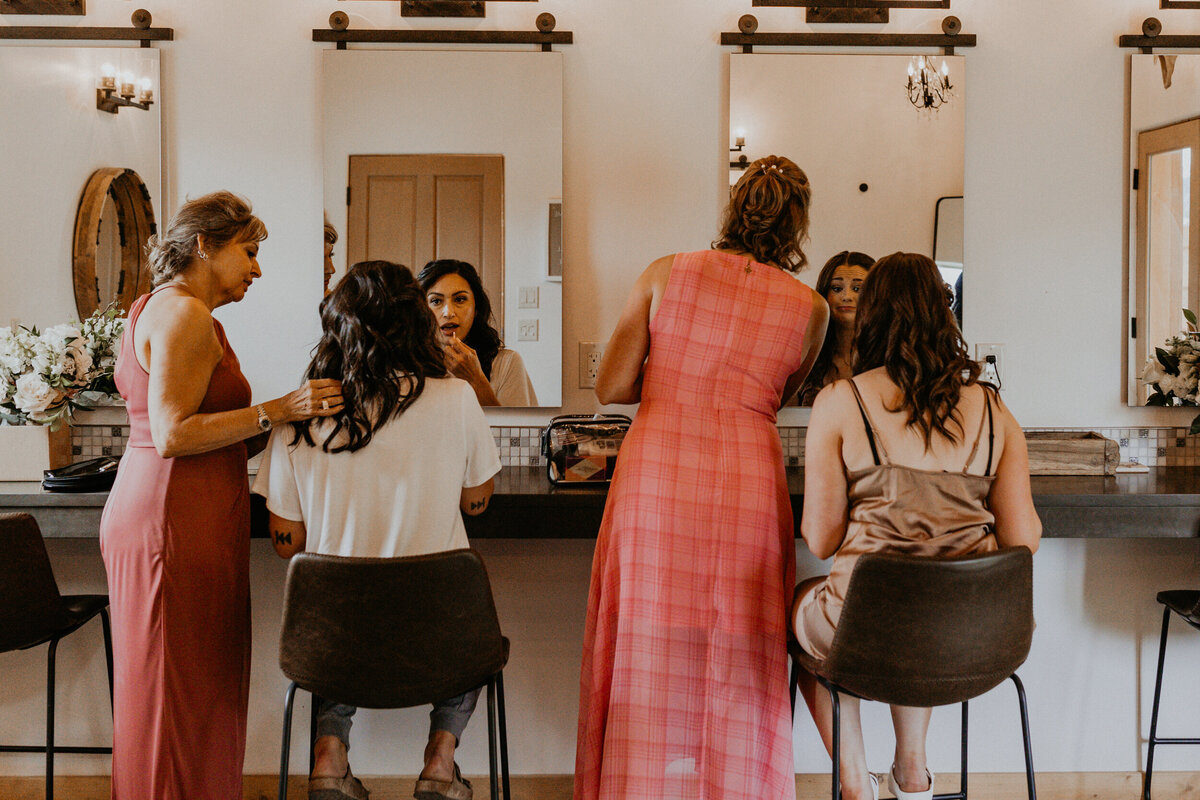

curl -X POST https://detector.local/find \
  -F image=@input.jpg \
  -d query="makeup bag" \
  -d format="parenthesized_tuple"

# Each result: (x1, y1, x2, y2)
(541, 414, 632, 485)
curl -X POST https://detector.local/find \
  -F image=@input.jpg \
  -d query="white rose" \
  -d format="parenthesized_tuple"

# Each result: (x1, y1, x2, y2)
(13, 373, 61, 416)
(41, 323, 82, 345)
(1142, 358, 1168, 385)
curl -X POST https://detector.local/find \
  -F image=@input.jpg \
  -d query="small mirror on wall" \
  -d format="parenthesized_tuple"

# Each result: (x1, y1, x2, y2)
(73, 167, 157, 318)
(1129, 55, 1200, 405)
(322, 49, 564, 407)
(0, 47, 161, 327)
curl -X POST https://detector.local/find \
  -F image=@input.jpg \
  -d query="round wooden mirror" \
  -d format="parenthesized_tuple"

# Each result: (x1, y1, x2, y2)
(72, 167, 157, 318)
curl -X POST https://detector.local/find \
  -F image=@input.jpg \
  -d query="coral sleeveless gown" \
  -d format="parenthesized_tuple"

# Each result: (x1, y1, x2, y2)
(100, 287, 252, 799)
(575, 250, 814, 800)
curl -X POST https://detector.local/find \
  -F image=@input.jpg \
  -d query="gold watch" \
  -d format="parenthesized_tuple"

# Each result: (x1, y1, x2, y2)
(255, 404, 272, 432)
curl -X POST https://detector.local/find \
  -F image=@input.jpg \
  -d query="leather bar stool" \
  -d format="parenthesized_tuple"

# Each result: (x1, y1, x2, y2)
(276, 548, 511, 800)
(789, 546, 1037, 800)
(1142, 590, 1200, 800)
(0, 513, 113, 800)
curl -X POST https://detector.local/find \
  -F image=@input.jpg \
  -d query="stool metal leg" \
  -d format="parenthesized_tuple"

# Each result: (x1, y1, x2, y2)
(932, 701, 969, 800)
(1144, 606, 1171, 800)
(486, 678, 499, 800)
(789, 658, 798, 716)
(496, 671, 511, 800)
(100, 608, 114, 712)
(279, 682, 299, 800)
(1011, 674, 1037, 800)
(827, 681, 841, 800)
(46, 636, 59, 800)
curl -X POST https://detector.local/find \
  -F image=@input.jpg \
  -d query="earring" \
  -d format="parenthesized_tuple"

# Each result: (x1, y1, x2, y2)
(198, 251, 208, 260)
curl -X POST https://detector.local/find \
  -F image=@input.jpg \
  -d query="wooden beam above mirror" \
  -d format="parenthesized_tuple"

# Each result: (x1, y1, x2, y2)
(1121, 18, 1200, 53)
(399, 0, 537, 17)
(750, 0, 951, 25)
(723, 15, 973, 54)
(314, 11, 570, 50)
(0, 9, 172, 46)
(1, 0, 83, 14)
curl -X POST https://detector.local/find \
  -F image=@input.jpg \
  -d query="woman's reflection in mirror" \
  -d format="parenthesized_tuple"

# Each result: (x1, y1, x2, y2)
(418, 259, 537, 407)
(796, 251, 874, 406)
(323, 214, 338, 296)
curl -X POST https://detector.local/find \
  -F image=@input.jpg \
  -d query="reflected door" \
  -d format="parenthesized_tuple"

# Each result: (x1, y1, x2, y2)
(1134, 119, 1200, 403)
(347, 154, 504, 326)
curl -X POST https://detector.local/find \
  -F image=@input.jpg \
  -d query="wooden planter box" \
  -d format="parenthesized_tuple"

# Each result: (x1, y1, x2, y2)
(1024, 431, 1118, 476)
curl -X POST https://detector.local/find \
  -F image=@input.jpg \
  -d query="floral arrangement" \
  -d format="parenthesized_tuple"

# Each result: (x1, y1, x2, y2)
(1141, 308, 1200, 433)
(0, 306, 125, 428)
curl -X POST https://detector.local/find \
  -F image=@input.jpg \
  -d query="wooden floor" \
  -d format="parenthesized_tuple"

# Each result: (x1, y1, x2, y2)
(1, 772, 1198, 800)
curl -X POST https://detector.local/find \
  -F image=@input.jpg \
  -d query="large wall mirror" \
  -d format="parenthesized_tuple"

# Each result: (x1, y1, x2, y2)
(322, 50, 563, 407)
(1128, 55, 1200, 405)
(0, 46, 162, 326)
(728, 52, 965, 330)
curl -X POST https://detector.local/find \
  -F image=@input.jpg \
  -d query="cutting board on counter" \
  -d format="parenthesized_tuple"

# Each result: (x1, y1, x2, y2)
(1024, 431, 1118, 476)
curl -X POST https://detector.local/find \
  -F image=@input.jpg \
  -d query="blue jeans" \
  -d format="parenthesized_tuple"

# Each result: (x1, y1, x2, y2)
(315, 687, 481, 749)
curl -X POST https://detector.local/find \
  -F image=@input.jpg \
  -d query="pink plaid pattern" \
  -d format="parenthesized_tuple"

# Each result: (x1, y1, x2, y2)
(575, 251, 813, 799)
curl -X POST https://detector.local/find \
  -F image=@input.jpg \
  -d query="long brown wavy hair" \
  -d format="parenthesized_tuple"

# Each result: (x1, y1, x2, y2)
(712, 155, 812, 272)
(854, 252, 981, 448)
(290, 260, 447, 453)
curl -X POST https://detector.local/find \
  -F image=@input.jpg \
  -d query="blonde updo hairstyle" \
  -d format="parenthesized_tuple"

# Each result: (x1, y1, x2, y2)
(147, 191, 268, 286)
(712, 155, 812, 272)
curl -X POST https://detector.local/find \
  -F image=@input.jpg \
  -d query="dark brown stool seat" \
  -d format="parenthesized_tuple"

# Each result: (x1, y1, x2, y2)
(276, 548, 511, 800)
(1143, 589, 1200, 800)
(789, 546, 1037, 800)
(0, 513, 113, 800)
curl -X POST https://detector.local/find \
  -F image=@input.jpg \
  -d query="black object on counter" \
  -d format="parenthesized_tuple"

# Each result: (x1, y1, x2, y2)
(42, 456, 119, 493)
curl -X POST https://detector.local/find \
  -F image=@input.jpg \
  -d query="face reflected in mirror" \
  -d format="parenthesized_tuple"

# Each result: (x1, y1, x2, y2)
(323, 218, 338, 296)
(427, 274, 477, 344)
(826, 263, 868, 330)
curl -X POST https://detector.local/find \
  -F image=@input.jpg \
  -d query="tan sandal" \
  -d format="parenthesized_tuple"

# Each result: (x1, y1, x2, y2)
(413, 761, 473, 800)
(309, 765, 371, 800)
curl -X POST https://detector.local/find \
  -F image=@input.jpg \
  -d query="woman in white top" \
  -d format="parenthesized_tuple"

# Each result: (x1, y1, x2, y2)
(254, 260, 501, 800)
(419, 258, 538, 406)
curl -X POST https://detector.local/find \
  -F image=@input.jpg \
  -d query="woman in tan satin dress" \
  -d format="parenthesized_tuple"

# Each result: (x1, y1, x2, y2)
(793, 252, 1042, 800)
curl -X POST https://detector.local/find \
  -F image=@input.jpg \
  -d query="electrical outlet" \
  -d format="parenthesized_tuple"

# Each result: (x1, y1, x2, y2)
(518, 286, 539, 309)
(975, 343, 1005, 383)
(579, 341, 603, 388)
(517, 320, 538, 342)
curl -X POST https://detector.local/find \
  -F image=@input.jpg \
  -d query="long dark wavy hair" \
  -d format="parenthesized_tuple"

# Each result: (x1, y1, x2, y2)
(854, 252, 981, 449)
(797, 250, 875, 405)
(417, 259, 503, 378)
(290, 260, 447, 453)
(712, 155, 812, 272)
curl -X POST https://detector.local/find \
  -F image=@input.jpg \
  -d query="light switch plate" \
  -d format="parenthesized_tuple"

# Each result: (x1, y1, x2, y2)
(517, 320, 538, 341)
(579, 341, 603, 388)
(518, 286, 539, 309)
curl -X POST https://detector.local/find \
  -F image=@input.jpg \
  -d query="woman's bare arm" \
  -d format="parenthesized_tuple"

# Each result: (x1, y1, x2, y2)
(461, 477, 495, 516)
(595, 256, 673, 406)
(269, 512, 307, 558)
(988, 400, 1042, 553)
(800, 381, 851, 559)
(781, 290, 830, 407)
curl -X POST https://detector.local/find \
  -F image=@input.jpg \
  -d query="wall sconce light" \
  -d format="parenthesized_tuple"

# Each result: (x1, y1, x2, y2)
(97, 63, 154, 114)
(730, 132, 749, 169)
(907, 55, 952, 111)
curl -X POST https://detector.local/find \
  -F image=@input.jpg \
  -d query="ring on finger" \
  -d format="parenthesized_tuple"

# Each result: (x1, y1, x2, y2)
(320, 398, 330, 412)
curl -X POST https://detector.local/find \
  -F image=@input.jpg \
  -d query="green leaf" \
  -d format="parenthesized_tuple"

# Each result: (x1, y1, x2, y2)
(1147, 392, 1170, 406)
(1157, 347, 1181, 375)
(1186, 308, 1198, 327)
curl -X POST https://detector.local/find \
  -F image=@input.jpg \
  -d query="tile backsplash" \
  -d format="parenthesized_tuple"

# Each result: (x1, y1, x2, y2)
(68, 422, 1200, 469)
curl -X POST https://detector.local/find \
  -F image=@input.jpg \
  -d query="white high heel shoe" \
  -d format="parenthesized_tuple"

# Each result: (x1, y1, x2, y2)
(887, 765, 933, 800)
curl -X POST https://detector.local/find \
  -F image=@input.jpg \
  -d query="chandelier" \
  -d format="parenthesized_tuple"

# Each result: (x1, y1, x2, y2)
(906, 55, 952, 111)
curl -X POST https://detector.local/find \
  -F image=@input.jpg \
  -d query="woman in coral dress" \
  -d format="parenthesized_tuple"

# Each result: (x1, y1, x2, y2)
(575, 156, 829, 800)
(100, 192, 342, 799)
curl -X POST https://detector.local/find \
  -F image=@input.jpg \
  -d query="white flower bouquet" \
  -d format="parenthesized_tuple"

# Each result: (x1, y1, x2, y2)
(1142, 308, 1200, 433)
(0, 306, 125, 428)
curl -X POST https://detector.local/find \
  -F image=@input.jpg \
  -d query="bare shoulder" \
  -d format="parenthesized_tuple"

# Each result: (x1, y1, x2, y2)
(810, 378, 855, 425)
(142, 293, 220, 354)
(641, 254, 675, 288)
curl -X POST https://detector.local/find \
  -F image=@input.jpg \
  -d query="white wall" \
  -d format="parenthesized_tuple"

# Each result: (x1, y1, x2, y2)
(6, 0, 1200, 782)
(0, 46, 161, 328)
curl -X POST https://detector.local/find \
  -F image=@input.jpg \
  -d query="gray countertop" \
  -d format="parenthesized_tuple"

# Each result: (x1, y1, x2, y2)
(3, 467, 1198, 539)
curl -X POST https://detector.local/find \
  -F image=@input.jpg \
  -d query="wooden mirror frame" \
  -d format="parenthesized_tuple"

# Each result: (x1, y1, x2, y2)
(72, 167, 156, 318)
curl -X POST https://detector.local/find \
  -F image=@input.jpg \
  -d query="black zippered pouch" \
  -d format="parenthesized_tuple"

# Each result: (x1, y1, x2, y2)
(42, 456, 120, 492)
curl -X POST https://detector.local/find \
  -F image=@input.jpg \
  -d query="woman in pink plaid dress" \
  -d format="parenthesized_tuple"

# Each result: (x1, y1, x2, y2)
(575, 155, 829, 799)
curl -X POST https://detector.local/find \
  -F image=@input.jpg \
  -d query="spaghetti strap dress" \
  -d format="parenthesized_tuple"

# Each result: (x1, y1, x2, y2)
(99, 287, 252, 800)
(575, 250, 814, 800)
(794, 380, 999, 661)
